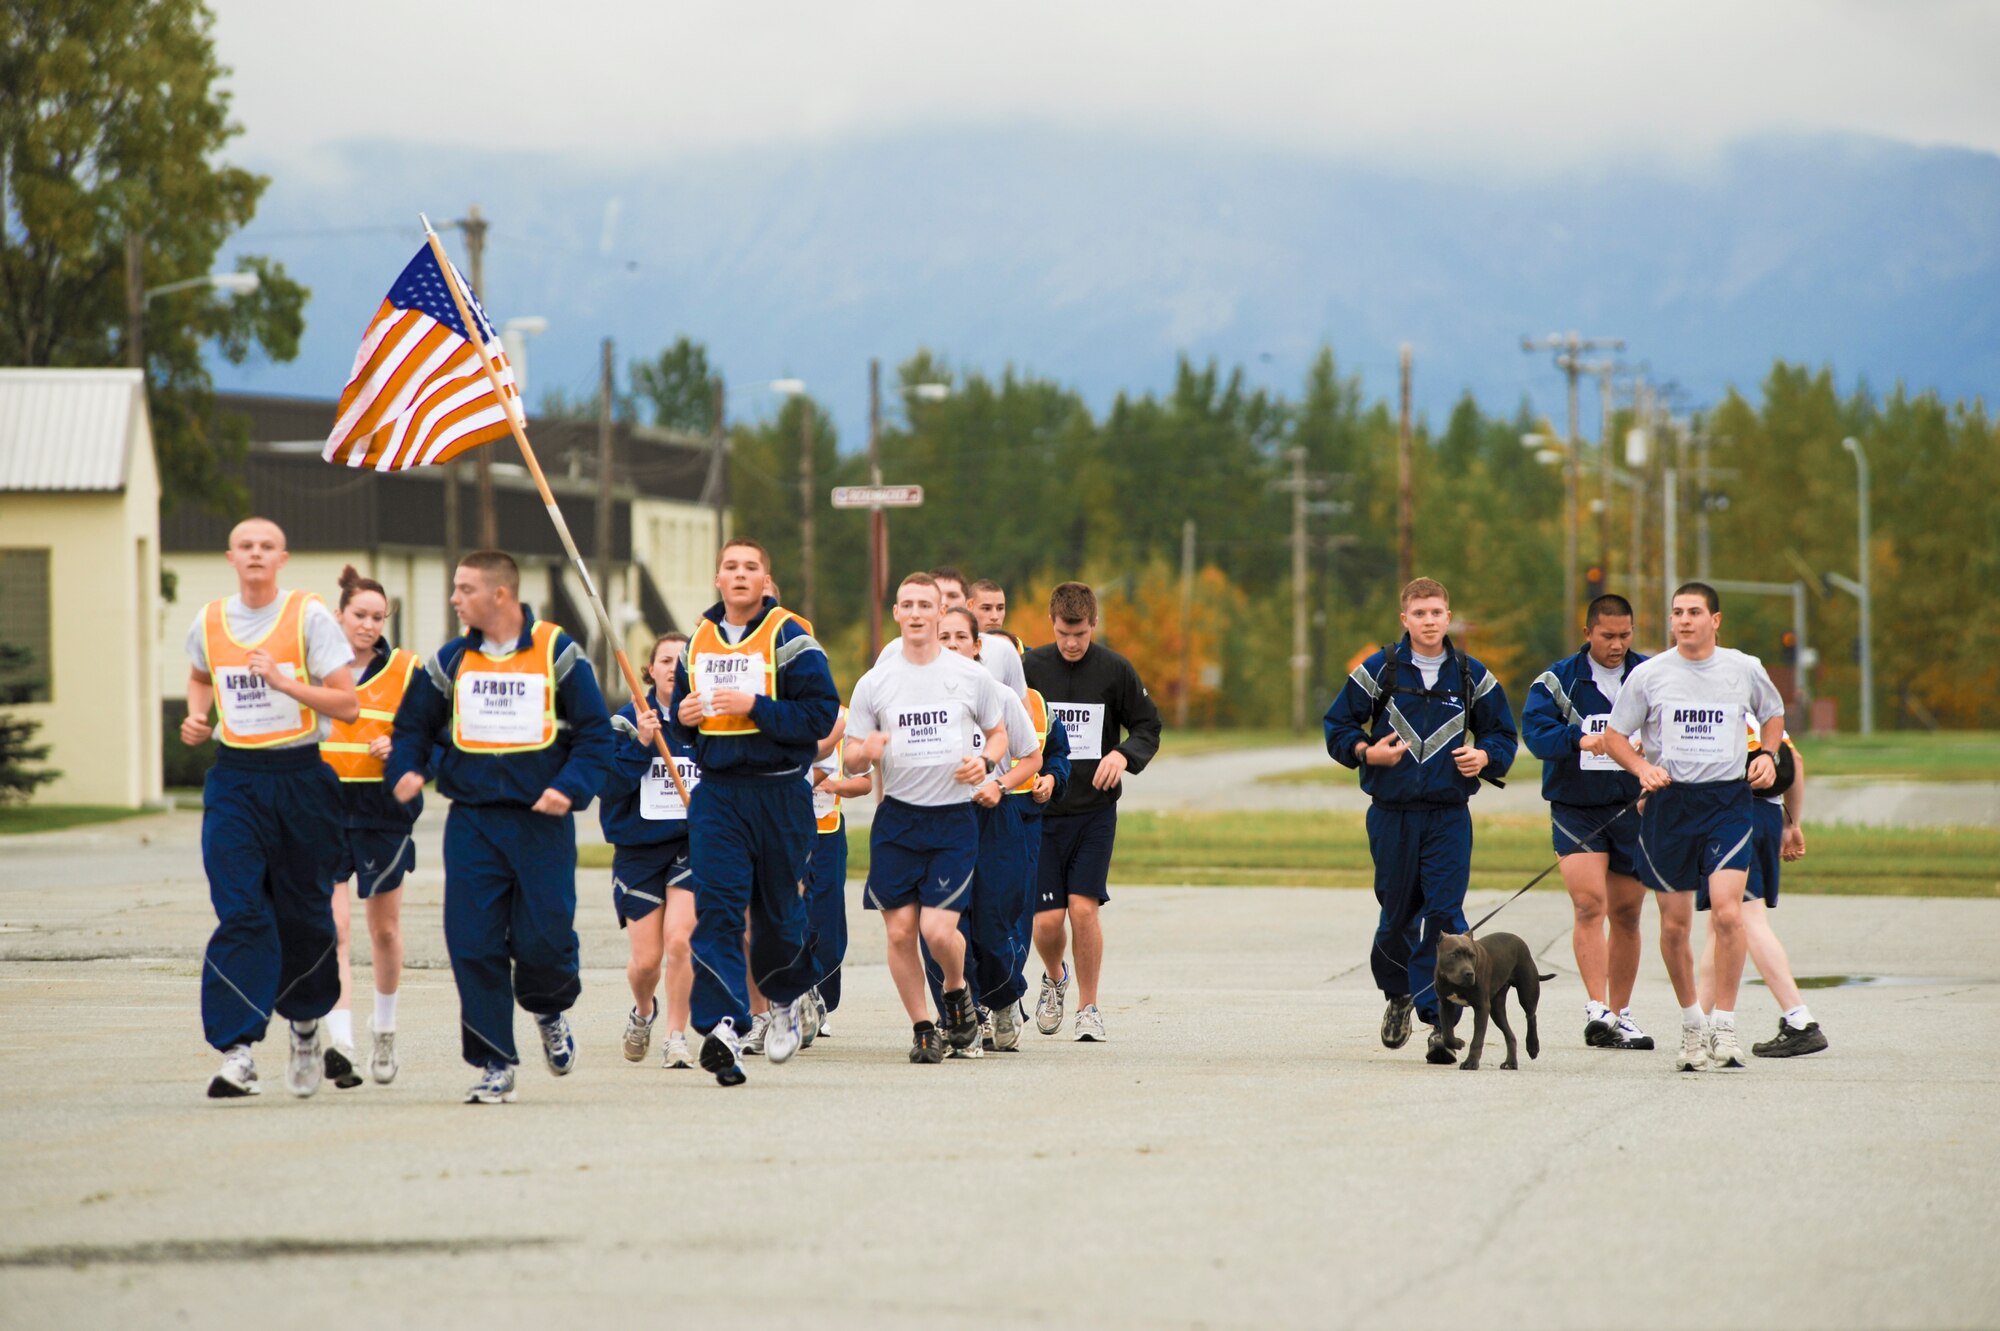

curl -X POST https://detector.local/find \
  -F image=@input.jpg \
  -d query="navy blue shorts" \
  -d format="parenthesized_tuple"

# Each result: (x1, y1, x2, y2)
(333, 828, 415, 899)
(1698, 800, 1784, 912)
(611, 838, 694, 927)
(1550, 801, 1642, 878)
(1037, 805, 1117, 908)
(865, 798, 977, 912)
(1635, 780, 1754, 894)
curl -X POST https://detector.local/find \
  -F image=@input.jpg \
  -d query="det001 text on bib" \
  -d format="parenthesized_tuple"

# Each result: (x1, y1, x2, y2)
(215, 664, 304, 736)
(640, 757, 700, 820)
(456, 672, 548, 745)
(695, 653, 766, 699)
(1050, 702, 1105, 761)
(893, 703, 961, 766)
(1664, 704, 1739, 763)
(1579, 714, 1631, 771)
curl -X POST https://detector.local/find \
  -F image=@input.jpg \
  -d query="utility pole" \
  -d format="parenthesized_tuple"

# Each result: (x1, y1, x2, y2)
(1662, 432, 1679, 643)
(124, 232, 146, 372)
(1397, 343, 1414, 586)
(703, 373, 728, 546)
(457, 205, 497, 549)
(595, 337, 616, 678)
(867, 359, 885, 659)
(1842, 436, 1873, 734)
(1523, 331, 1625, 637)
(1178, 518, 1196, 729)
(799, 397, 817, 624)
(1597, 363, 1615, 582)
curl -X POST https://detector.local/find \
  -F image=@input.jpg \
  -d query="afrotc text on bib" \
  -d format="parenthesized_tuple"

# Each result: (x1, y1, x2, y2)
(1579, 714, 1636, 772)
(1050, 702, 1105, 761)
(695, 652, 767, 700)
(456, 671, 548, 745)
(640, 755, 701, 821)
(1664, 703, 1740, 764)
(893, 701, 962, 767)
(813, 774, 839, 820)
(215, 664, 303, 737)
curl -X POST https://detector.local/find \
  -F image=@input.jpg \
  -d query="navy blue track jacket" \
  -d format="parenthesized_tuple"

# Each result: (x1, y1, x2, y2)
(1323, 636, 1517, 808)
(385, 606, 613, 811)
(1520, 645, 1648, 807)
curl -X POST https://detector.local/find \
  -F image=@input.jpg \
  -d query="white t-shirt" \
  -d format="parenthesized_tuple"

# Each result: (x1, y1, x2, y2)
(185, 593, 353, 747)
(1411, 648, 1446, 690)
(878, 633, 1026, 699)
(1608, 646, 1784, 786)
(1579, 657, 1633, 772)
(848, 649, 1036, 807)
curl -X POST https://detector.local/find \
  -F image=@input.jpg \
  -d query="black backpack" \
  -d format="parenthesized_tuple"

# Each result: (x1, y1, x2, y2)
(1365, 633, 1504, 789)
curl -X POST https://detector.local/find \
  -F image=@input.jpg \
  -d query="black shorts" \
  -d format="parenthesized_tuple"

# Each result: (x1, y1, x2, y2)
(1036, 805, 1117, 908)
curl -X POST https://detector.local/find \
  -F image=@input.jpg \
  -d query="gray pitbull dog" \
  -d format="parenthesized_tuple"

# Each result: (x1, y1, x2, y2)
(1434, 931, 1556, 1071)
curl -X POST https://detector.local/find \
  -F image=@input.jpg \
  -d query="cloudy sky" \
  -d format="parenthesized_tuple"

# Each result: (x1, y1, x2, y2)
(211, 1, 1999, 172)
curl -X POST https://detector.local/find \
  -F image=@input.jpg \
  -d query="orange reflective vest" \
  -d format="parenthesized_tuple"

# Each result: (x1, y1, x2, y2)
(1007, 687, 1051, 796)
(684, 609, 803, 736)
(203, 590, 322, 749)
(321, 648, 420, 781)
(451, 619, 561, 754)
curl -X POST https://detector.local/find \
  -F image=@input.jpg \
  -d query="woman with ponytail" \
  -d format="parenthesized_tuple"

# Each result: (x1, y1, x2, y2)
(318, 565, 424, 1088)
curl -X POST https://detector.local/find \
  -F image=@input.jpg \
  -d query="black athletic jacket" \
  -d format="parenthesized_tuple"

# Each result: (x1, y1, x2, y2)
(1023, 641, 1162, 818)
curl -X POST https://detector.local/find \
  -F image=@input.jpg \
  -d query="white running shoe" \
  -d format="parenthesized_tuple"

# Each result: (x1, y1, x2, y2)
(536, 1012, 577, 1076)
(465, 1063, 517, 1104)
(700, 1018, 747, 1087)
(766, 998, 802, 1064)
(1676, 1022, 1707, 1073)
(207, 1045, 259, 1099)
(370, 1031, 398, 1084)
(1074, 1005, 1106, 1042)
(799, 989, 822, 1048)
(1034, 964, 1070, 1035)
(741, 1010, 771, 1055)
(990, 1002, 1023, 1052)
(323, 1042, 363, 1089)
(662, 1032, 693, 1069)
(816, 1016, 835, 1038)
(287, 1021, 323, 1097)
(1706, 1021, 1747, 1070)
(622, 1004, 657, 1062)
(978, 1006, 996, 1051)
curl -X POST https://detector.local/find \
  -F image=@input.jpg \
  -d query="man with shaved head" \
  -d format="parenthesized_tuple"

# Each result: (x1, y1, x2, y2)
(181, 517, 360, 1100)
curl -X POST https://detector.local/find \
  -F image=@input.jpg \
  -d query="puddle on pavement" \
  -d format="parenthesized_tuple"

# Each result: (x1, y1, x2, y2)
(0, 1236, 558, 1268)
(1751, 974, 1995, 990)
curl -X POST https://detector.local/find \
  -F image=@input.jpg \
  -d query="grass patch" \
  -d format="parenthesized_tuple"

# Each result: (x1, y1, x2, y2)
(1262, 755, 1547, 787)
(834, 811, 1998, 898)
(1155, 728, 1314, 758)
(0, 805, 148, 836)
(1792, 732, 2000, 783)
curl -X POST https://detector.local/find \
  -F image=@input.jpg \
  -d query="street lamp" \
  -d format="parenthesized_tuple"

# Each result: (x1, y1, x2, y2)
(1841, 436, 1873, 734)
(126, 263, 262, 369)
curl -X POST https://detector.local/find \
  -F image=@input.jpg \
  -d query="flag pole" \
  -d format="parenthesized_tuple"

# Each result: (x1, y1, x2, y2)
(418, 214, 691, 807)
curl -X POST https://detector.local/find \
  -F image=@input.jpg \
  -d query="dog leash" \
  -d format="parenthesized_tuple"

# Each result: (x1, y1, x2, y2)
(1466, 796, 1645, 933)
(1398, 796, 1647, 1007)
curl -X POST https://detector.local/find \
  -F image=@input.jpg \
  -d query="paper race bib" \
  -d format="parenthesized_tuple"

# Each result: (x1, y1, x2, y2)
(1050, 702, 1105, 761)
(1579, 714, 1635, 771)
(1664, 703, 1740, 763)
(892, 701, 962, 767)
(456, 671, 548, 745)
(215, 663, 303, 737)
(640, 755, 700, 821)
(812, 771, 840, 820)
(694, 652, 767, 700)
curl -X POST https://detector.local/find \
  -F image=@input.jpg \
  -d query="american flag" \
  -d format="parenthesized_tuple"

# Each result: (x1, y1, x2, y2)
(322, 242, 522, 470)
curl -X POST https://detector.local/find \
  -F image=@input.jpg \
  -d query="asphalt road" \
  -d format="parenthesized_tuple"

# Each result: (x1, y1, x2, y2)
(1, 810, 1996, 1329)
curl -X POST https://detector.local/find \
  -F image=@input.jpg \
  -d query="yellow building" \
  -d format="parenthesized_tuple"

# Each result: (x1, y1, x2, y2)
(0, 369, 164, 808)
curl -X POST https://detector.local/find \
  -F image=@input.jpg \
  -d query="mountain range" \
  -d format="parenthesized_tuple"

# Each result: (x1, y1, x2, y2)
(215, 128, 2000, 444)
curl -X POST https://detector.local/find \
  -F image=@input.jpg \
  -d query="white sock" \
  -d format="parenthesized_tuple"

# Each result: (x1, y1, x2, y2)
(373, 990, 398, 1034)
(1682, 1004, 1705, 1027)
(326, 1009, 353, 1047)
(1712, 1008, 1736, 1029)
(1784, 1004, 1812, 1030)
